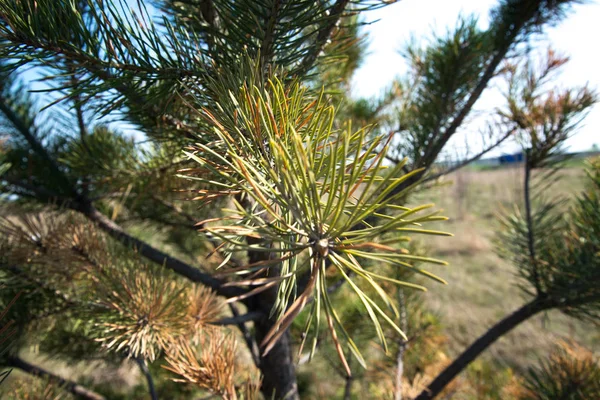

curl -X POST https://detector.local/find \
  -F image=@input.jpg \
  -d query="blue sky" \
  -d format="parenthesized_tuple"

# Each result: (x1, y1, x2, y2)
(19, 0, 600, 156)
(351, 0, 600, 154)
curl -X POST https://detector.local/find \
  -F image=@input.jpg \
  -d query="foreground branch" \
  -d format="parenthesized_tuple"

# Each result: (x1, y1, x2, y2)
(414, 298, 550, 400)
(7, 355, 105, 400)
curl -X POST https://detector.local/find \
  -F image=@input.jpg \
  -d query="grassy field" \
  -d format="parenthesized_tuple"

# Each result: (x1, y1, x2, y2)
(411, 164, 599, 372)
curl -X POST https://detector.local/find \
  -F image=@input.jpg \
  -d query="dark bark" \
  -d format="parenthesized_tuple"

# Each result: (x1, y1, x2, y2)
(7, 355, 106, 400)
(343, 374, 353, 400)
(241, 195, 299, 400)
(253, 306, 299, 400)
(135, 358, 158, 400)
(414, 298, 550, 400)
(248, 276, 298, 399)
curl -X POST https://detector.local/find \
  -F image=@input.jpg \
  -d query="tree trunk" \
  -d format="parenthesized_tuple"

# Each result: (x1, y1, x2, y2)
(253, 308, 299, 400)
(414, 298, 548, 400)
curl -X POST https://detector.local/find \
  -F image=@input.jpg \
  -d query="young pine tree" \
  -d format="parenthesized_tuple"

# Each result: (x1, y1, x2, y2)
(0, 0, 597, 399)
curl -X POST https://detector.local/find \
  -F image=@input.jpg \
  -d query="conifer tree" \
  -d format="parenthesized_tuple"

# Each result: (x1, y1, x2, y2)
(0, 0, 597, 399)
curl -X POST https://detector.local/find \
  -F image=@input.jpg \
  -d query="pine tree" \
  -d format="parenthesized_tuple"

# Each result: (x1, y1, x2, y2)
(0, 0, 597, 399)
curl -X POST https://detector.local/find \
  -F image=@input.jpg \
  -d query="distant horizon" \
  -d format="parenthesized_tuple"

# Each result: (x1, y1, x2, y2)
(351, 0, 600, 156)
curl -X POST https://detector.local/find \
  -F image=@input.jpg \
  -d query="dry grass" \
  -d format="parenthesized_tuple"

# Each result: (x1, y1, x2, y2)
(411, 165, 599, 371)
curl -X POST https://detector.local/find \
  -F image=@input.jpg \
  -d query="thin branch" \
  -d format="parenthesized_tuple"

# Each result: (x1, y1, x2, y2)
(9, 37, 199, 139)
(523, 149, 541, 294)
(0, 99, 76, 197)
(135, 357, 158, 400)
(1, 177, 75, 207)
(225, 304, 260, 368)
(7, 355, 106, 400)
(260, 0, 282, 70)
(150, 194, 197, 226)
(0, 95, 248, 300)
(74, 200, 246, 300)
(419, 0, 545, 171)
(343, 370, 353, 400)
(394, 289, 408, 400)
(211, 310, 262, 326)
(414, 297, 553, 400)
(295, 0, 350, 75)
(422, 128, 515, 183)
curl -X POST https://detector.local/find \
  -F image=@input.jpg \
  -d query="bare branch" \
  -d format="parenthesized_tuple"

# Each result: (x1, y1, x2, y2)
(223, 304, 260, 368)
(422, 128, 515, 183)
(0, 95, 248, 300)
(7, 355, 106, 400)
(414, 298, 554, 400)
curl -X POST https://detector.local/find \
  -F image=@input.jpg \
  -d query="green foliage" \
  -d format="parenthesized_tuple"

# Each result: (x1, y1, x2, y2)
(0, 0, 207, 118)
(180, 72, 451, 371)
(157, 0, 378, 76)
(396, 16, 490, 164)
(383, 0, 584, 173)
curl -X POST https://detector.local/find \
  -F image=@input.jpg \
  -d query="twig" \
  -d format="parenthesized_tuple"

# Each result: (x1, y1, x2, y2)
(135, 357, 158, 400)
(74, 200, 246, 300)
(295, 0, 350, 75)
(423, 129, 515, 183)
(414, 298, 552, 400)
(211, 310, 262, 326)
(394, 289, 408, 400)
(523, 149, 541, 294)
(7, 355, 106, 400)
(226, 304, 260, 368)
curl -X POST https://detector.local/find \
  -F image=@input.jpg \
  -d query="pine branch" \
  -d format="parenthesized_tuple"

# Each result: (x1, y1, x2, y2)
(7, 355, 106, 400)
(211, 310, 263, 326)
(418, 49, 509, 170)
(1, 86, 246, 300)
(295, 0, 350, 76)
(0, 98, 75, 197)
(393, 289, 408, 400)
(523, 150, 542, 294)
(260, 0, 282, 69)
(1, 176, 75, 206)
(419, 0, 580, 170)
(224, 303, 260, 368)
(74, 200, 245, 299)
